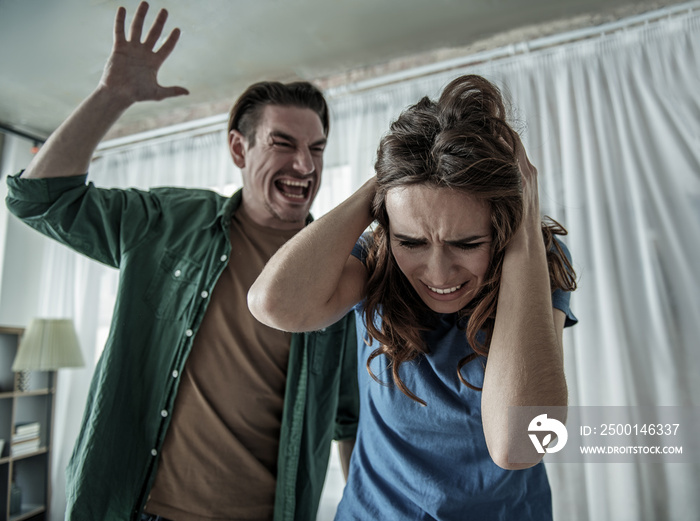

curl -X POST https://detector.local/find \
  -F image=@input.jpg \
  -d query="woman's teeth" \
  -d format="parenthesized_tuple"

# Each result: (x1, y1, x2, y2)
(428, 284, 462, 295)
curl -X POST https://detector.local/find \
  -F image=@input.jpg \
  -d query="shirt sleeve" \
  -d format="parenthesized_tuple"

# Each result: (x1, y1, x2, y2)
(6, 171, 159, 268)
(551, 237, 578, 328)
(350, 231, 373, 265)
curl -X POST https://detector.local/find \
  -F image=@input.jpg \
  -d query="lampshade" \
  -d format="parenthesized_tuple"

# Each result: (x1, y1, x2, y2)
(12, 318, 85, 371)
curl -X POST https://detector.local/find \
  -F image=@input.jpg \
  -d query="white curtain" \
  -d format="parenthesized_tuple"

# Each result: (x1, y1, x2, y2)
(42, 4, 699, 520)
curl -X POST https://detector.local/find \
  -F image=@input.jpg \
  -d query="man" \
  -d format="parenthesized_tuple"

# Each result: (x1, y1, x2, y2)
(5, 3, 358, 521)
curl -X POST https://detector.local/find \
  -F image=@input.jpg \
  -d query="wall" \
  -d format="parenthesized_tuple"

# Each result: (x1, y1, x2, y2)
(0, 134, 49, 328)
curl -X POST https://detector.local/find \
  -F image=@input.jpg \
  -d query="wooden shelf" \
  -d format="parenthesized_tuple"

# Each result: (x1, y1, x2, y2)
(9, 504, 46, 521)
(1, 326, 54, 521)
(0, 390, 52, 400)
(8, 449, 48, 462)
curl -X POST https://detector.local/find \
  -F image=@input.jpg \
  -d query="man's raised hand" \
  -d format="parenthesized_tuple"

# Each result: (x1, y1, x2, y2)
(100, 1, 189, 103)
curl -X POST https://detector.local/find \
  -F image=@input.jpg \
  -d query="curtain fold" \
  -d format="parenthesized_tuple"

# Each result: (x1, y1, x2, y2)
(41, 5, 699, 520)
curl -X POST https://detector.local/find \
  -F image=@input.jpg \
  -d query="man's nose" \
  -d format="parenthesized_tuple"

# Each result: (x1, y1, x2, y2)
(293, 147, 315, 175)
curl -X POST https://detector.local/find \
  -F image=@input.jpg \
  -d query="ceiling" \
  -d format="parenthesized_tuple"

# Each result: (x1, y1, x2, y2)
(0, 0, 682, 142)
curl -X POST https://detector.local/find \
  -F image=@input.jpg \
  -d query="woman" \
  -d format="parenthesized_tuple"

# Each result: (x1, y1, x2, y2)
(249, 74, 577, 520)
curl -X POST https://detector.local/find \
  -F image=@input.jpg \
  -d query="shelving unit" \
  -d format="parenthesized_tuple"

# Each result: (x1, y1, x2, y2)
(0, 327, 54, 521)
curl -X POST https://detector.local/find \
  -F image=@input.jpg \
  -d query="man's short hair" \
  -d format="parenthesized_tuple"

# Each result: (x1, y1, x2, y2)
(228, 81, 330, 147)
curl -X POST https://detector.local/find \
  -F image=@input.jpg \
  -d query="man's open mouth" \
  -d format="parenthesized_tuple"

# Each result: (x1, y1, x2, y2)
(275, 178, 311, 200)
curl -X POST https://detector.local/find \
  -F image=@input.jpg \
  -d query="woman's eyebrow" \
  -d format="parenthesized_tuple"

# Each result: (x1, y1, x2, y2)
(393, 233, 426, 242)
(393, 233, 490, 243)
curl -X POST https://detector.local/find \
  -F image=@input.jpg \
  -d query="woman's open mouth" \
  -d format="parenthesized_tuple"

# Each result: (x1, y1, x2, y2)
(423, 281, 469, 301)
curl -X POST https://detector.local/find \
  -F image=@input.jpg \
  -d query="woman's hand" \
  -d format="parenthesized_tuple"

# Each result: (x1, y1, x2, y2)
(512, 133, 541, 229)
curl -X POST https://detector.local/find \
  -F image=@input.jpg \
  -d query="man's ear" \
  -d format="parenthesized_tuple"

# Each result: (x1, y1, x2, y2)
(229, 130, 247, 168)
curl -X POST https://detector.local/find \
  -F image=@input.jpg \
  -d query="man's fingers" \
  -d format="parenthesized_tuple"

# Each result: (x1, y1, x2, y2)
(128, 1, 149, 42)
(155, 28, 181, 61)
(144, 8, 168, 49)
(113, 6, 126, 45)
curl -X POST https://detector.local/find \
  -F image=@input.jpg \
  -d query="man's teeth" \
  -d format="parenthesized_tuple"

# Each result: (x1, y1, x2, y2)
(278, 179, 310, 187)
(428, 284, 462, 295)
(277, 179, 310, 199)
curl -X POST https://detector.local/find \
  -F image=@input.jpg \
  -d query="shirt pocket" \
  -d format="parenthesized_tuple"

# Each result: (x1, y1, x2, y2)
(144, 250, 200, 320)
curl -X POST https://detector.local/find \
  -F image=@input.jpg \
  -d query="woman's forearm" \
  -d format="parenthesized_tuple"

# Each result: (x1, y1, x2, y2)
(481, 220, 568, 469)
(248, 177, 377, 332)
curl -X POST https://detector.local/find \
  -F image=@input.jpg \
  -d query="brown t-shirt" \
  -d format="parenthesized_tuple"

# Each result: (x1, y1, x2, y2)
(145, 205, 298, 521)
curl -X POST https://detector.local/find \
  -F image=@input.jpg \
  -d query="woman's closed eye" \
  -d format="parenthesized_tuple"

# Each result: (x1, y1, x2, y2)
(396, 240, 488, 250)
(451, 241, 487, 251)
(397, 239, 426, 249)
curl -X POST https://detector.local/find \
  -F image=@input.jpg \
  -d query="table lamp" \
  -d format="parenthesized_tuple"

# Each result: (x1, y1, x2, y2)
(12, 318, 85, 391)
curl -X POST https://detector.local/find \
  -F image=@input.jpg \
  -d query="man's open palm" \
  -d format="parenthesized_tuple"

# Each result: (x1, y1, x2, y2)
(100, 1, 189, 102)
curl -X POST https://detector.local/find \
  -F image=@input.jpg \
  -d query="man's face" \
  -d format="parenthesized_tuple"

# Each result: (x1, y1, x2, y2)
(386, 184, 494, 314)
(230, 104, 326, 230)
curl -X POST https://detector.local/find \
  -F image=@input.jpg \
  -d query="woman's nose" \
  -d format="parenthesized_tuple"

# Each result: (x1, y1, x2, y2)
(424, 249, 454, 285)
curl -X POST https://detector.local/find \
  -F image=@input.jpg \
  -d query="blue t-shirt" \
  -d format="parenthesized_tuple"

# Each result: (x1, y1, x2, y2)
(335, 235, 578, 521)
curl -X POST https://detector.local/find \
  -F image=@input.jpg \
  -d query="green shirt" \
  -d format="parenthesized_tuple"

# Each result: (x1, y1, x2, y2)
(6, 173, 359, 521)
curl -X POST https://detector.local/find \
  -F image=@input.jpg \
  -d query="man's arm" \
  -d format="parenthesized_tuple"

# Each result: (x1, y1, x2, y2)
(23, 1, 188, 180)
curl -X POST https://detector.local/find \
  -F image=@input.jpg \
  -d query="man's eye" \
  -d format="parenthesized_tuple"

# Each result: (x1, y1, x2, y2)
(273, 141, 293, 148)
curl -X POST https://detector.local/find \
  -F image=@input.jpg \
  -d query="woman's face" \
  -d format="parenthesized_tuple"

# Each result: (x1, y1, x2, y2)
(386, 184, 493, 314)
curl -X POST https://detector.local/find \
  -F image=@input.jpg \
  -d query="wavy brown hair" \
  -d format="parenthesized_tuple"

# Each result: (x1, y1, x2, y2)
(363, 75, 577, 405)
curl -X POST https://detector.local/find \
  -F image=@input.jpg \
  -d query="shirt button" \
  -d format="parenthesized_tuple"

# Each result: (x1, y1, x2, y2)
(172, 370, 179, 378)
(174, 269, 182, 277)
(185, 329, 193, 337)
(220, 254, 227, 262)
(161, 410, 168, 418)
(151, 449, 158, 457)
(201, 291, 209, 299)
